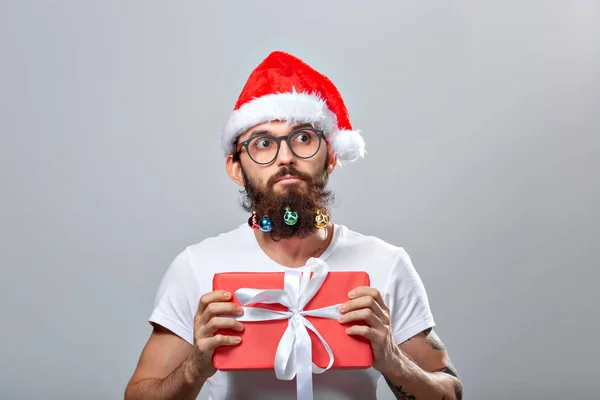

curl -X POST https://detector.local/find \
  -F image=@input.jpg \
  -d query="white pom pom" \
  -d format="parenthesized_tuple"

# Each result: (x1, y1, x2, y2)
(332, 129, 366, 164)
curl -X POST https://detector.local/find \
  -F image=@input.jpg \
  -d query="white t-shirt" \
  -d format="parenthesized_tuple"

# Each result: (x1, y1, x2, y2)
(149, 223, 435, 400)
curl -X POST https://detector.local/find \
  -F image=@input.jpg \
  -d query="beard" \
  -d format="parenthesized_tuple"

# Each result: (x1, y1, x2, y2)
(239, 161, 335, 241)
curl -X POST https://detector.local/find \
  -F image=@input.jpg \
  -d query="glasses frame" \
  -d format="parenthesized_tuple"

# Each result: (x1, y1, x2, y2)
(235, 127, 325, 165)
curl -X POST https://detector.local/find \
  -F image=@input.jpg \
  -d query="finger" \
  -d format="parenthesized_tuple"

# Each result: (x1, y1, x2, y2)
(202, 317, 245, 337)
(200, 302, 243, 325)
(339, 296, 389, 324)
(339, 308, 384, 329)
(349, 287, 388, 312)
(198, 334, 242, 353)
(345, 325, 380, 342)
(197, 290, 232, 316)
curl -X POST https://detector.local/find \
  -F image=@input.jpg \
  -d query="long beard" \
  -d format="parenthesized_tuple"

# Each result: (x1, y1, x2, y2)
(240, 163, 334, 241)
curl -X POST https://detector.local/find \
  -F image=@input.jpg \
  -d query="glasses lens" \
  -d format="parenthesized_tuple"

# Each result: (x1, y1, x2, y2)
(289, 129, 320, 158)
(246, 130, 321, 164)
(248, 135, 278, 164)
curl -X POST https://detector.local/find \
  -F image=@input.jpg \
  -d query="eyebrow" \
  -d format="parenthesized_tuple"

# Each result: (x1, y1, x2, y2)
(245, 123, 314, 141)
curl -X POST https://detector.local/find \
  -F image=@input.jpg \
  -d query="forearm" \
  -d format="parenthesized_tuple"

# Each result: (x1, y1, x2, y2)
(383, 353, 463, 400)
(125, 355, 208, 400)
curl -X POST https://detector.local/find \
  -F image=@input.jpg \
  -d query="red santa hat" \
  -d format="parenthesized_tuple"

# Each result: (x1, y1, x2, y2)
(221, 50, 366, 164)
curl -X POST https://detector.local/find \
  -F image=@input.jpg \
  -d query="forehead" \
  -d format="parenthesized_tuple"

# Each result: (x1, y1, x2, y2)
(237, 121, 313, 142)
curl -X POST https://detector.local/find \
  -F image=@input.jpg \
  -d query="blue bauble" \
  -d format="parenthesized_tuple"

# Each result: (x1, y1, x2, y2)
(259, 216, 273, 232)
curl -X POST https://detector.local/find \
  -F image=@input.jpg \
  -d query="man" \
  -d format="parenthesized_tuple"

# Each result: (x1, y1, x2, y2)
(125, 50, 463, 399)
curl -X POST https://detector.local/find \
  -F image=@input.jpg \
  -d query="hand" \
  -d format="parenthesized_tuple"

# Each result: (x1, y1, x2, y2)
(191, 290, 244, 379)
(338, 287, 402, 375)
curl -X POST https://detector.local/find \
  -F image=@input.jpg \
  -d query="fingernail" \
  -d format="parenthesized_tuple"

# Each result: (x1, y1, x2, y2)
(233, 336, 241, 343)
(237, 307, 244, 315)
(345, 328, 351, 334)
(338, 316, 345, 323)
(223, 291, 231, 298)
(338, 304, 345, 312)
(348, 290, 355, 298)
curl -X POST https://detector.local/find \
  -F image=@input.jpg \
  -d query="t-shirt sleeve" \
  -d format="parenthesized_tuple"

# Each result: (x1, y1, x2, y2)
(148, 247, 200, 345)
(384, 247, 436, 345)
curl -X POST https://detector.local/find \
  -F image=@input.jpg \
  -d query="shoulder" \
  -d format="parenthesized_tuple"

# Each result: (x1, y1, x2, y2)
(185, 223, 251, 259)
(334, 224, 421, 285)
(161, 224, 250, 282)
(336, 224, 411, 263)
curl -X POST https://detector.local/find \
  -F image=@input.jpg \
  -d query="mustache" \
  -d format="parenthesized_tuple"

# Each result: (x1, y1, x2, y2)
(267, 166, 312, 187)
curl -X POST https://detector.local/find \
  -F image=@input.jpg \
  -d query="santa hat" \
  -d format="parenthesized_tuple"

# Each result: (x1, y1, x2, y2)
(220, 50, 366, 164)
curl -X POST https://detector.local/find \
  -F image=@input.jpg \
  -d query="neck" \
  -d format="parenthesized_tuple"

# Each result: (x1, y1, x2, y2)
(254, 223, 333, 268)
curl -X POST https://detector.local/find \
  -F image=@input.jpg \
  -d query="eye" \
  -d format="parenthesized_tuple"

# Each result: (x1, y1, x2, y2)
(293, 131, 313, 144)
(253, 137, 275, 150)
(257, 139, 271, 148)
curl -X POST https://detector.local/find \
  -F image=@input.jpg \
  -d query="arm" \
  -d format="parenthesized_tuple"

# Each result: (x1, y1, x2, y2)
(340, 288, 462, 400)
(124, 324, 207, 400)
(382, 328, 463, 400)
(125, 290, 244, 400)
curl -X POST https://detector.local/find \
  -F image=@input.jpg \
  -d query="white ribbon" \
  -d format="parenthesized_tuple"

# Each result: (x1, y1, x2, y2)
(234, 257, 342, 400)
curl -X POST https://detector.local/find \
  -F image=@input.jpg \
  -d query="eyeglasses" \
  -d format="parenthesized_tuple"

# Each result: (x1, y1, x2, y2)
(236, 127, 324, 165)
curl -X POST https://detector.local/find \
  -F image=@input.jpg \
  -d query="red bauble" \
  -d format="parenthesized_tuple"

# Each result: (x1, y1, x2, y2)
(248, 214, 259, 230)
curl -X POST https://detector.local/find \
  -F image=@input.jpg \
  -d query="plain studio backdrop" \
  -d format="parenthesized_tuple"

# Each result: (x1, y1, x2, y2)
(1, 1, 598, 399)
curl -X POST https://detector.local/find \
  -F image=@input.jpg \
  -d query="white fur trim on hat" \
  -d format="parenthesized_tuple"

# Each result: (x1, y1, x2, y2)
(332, 129, 366, 164)
(221, 91, 365, 163)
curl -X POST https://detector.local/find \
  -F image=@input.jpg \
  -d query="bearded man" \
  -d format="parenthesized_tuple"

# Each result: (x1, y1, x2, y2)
(125, 51, 463, 400)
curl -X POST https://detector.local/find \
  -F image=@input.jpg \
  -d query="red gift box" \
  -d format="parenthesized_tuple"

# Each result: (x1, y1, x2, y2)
(212, 270, 373, 371)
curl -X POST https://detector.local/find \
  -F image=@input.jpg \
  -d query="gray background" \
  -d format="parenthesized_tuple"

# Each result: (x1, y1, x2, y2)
(1, 1, 598, 399)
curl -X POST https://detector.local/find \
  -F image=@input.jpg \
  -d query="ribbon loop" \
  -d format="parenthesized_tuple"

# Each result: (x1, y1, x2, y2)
(234, 258, 342, 400)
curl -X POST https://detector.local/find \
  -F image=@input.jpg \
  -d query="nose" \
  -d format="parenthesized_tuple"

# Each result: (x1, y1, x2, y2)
(276, 138, 295, 166)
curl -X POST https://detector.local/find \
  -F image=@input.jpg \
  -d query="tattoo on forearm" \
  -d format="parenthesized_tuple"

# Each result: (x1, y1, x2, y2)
(454, 379, 463, 400)
(425, 330, 446, 351)
(434, 364, 462, 399)
(447, 376, 463, 400)
(384, 377, 417, 399)
(437, 366, 458, 378)
(436, 364, 463, 399)
(435, 353, 459, 378)
(426, 330, 463, 399)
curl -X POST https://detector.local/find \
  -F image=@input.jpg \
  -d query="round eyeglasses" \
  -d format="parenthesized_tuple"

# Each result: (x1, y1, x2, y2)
(235, 127, 325, 165)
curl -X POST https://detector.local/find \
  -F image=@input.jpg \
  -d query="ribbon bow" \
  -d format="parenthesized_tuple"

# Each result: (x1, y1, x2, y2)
(234, 258, 342, 400)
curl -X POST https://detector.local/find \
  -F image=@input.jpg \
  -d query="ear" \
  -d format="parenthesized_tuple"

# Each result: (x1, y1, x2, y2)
(226, 155, 245, 187)
(326, 147, 337, 174)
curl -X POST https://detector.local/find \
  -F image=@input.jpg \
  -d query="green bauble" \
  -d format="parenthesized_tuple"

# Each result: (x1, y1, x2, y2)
(283, 206, 299, 226)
